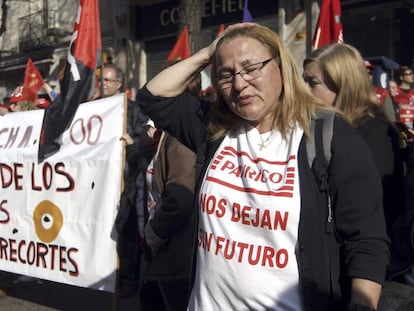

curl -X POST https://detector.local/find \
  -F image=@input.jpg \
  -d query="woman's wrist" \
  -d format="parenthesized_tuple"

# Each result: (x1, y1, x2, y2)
(195, 46, 215, 66)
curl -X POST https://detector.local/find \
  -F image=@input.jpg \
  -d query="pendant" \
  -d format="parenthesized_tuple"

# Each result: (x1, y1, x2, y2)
(258, 131, 272, 150)
(258, 141, 266, 150)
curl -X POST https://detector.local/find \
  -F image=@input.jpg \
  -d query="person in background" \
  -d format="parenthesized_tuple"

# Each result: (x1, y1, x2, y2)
(389, 80, 398, 97)
(395, 66, 414, 96)
(101, 64, 124, 98)
(392, 66, 414, 129)
(116, 122, 153, 299)
(363, 60, 397, 122)
(99, 63, 151, 299)
(8, 86, 38, 112)
(137, 23, 389, 311)
(388, 80, 401, 121)
(303, 43, 405, 281)
(138, 120, 166, 311)
(389, 72, 414, 286)
(142, 62, 200, 311)
(364, 61, 388, 104)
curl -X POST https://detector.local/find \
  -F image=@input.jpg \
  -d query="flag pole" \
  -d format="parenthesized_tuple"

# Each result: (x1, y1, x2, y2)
(99, 53, 104, 100)
(42, 82, 55, 102)
(314, 28, 321, 50)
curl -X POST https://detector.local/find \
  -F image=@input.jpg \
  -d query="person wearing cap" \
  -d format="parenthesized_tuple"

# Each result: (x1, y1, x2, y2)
(8, 86, 38, 112)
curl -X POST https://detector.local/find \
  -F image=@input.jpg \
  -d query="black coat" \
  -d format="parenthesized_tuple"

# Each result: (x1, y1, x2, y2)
(357, 117, 405, 234)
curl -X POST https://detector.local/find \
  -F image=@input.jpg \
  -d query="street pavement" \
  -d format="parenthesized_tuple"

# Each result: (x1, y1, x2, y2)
(3, 270, 414, 311)
(0, 271, 141, 311)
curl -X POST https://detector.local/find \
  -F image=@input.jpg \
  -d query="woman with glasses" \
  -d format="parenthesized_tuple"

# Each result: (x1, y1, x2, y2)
(137, 23, 389, 311)
(392, 66, 414, 129)
(396, 66, 414, 95)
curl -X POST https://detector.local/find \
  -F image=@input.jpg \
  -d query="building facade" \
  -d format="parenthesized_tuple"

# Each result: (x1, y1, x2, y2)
(0, 0, 412, 103)
(0, 0, 132, 102)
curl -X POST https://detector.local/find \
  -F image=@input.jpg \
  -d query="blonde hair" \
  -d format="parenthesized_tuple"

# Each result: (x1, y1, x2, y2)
(209, 24, 326, 141)
(17, 100, 38, 111)
(304, 43, 382, 128)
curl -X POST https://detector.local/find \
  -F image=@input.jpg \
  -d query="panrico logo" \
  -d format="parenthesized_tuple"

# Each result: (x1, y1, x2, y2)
(206, 146, 296, 197)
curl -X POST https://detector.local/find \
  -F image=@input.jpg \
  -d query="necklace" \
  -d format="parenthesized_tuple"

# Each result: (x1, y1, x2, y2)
(258, 131, 273, 150)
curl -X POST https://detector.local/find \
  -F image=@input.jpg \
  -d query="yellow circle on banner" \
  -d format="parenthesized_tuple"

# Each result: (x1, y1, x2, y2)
(33, 200, 63, 243)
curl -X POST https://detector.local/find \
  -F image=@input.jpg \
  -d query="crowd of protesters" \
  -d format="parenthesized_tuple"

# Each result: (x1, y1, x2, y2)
(0, 85, 51, 115)
(1, 22, 414, 311)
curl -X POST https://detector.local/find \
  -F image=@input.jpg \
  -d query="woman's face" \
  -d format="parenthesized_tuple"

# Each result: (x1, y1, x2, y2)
(215, 37, 282, 132)
(303, 61, 337, 106)
(389, 80, 398, 97)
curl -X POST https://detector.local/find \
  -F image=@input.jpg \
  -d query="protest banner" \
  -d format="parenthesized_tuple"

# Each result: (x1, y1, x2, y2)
(0, 94, 125, 293)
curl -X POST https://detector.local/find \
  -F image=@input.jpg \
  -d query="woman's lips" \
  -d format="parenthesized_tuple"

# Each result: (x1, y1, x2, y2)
(237, 95, 253, 105)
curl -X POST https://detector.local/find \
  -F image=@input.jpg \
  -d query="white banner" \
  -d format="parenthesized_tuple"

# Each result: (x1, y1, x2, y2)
(0, 94, 125, 293)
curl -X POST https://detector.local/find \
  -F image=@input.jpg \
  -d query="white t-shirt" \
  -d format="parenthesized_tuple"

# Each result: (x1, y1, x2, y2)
(188, 125, 304, 311)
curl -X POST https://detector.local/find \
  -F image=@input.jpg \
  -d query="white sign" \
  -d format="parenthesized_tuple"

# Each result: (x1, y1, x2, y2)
(0, 94, 125, 292)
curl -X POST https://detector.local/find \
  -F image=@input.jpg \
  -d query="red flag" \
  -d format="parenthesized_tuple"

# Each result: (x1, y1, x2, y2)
(167, 26, 190, 62)
(217, 24, 225, 37)
(312, 0, 343, 49)
(24, 58, 45, 94)
(38, 0, 101, 162)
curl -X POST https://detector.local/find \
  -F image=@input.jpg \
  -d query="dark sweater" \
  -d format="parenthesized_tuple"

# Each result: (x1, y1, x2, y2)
(357, 117, 404, 234)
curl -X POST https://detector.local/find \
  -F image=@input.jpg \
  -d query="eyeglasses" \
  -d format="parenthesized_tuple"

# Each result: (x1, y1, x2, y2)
(217, 57, 276, 89)
(403, 72, 413, 76)
(103, 77, 120, 83)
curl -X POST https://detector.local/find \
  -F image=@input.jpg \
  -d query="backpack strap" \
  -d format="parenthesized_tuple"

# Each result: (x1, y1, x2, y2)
(307, 111, 335, 233)
(307, 111, 345, 301)
(307, 111, 335, 167)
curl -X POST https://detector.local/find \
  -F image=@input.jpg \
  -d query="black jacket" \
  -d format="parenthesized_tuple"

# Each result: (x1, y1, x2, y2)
(357, 117, 404, 235)
(137, 86, 390, 310)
